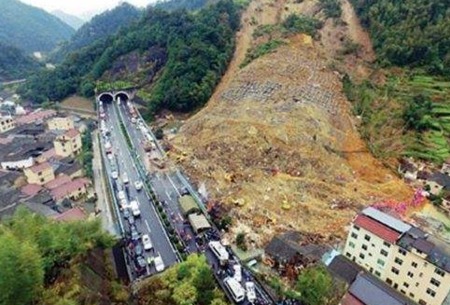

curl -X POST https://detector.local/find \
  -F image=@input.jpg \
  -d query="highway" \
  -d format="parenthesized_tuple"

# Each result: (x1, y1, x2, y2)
(100, 100, 178, 279)
(116, 99, 275, 305)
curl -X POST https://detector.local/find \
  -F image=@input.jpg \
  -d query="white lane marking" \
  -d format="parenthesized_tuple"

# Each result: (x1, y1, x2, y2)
(145, 219, 151, 233)
(165, 190, 172, 200)
(166, 174, 181, 197)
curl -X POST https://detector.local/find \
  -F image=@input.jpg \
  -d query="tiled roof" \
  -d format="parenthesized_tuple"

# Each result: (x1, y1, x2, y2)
(21, 183, 43, 197)
(362, 207, 411, 233)
(15, 110, 56, 125)
(53, 207, 85, 222)
(28, 162, 52, 174)
(354, 215, 401, 244)
(50, 178, 89, 201)
(328, 255, 363, 285)
(44, 174, 71, 190)
(64, 128, 79, 139)
(40, 148, 56, 161)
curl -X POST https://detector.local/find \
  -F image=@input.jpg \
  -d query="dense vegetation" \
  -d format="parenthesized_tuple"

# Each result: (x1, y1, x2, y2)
(319, 0, 342, 19)
(0, 208, 115, 305)
(154, 0, 210, 11)
(136, 254, 228, 305)
(0, 0, 74, 53)
(350, 0, 450, 75)
(19, 0, 239, 114)
(53, 3, 142, 62)
(243, 13, 322, 67)
(0, 42, 41, 81)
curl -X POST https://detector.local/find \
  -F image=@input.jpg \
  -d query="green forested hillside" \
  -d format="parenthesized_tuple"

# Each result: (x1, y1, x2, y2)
(0, 0, 74, 53)
(53, 3, 142, 61)
(19, 0, 239, 114)
(0, 42, 41, 81)
(350, 0, 450, 75)
(154, 0, 209, 11)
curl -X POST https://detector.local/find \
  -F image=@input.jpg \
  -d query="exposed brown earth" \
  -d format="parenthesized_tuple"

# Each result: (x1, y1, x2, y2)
(167, 0, 413, 245)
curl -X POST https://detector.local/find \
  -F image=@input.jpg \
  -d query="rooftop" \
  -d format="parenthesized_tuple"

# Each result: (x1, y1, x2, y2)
(348, 273, 417, 305)
(15, 109, 56, 125)
(428, 172, 450, 189)
(52, 207, 85, 222)
(354, 214, 401, 244)
(44, 174, 71, 190)
(50, 178, 89, 201)
(54, 158, 82, 177)
(362, 207, 411, 233)
(21, 184, 43, 197)
(27, 162, 52, 174)
(64, 128, 79, 139)
(327, 255, 364, 285)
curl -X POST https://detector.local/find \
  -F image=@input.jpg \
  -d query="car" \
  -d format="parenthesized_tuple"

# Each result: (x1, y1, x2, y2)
(120, 198, 129, 209)
(142, 234, 153, 250)
(181, 187, 189, 196)
(134, 180, 143, 191)
(128, 215, 135, 225)
(107, 152, 114, 160)
(130, 225, 140, 240)
(130, 200, 140, 217)
(122, 172, 129, 184)
(117, 191, 125, 201)
(154, 254, 165, 272)
(135, 256, 147, 269)
(245, 282, 256, 303)
(134, 243, 143, 256)
(123, 208, 131, 219)
(111, 171, 118, 179)
(233, 264, 242, 282)
(131, 117, 137, 124)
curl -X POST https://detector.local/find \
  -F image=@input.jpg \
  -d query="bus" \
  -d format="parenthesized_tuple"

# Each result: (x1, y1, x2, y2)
(223, 277, 245, 303)
(208, 241, 229, 265)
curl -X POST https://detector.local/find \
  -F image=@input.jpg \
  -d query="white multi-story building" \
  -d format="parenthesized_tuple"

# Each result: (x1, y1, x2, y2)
(344, 207, 450, 305)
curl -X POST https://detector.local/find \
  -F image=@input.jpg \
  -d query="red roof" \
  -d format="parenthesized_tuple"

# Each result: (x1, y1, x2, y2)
(354, 215, 401, 244)
(21, 184, 43, 197)
(64, 128, 79, 139)
(50, 178, 90, 201)
(341, 293, 364, 305)
(53, 207, 86, 222)
(44, 174, 71, 190)
(28, 162, 52, 174)
(40, 148, 56, 161)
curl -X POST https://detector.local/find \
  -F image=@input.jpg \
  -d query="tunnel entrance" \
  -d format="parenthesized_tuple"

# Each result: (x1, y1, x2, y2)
(98, 93, 114, 103)
(115, 92, 129, 104)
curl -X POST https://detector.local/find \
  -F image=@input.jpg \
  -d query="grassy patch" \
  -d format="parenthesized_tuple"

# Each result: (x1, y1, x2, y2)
(241, 39, 286, 67)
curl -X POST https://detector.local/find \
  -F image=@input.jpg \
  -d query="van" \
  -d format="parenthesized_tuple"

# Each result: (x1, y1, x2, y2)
(130, 200, 140, 217)
(223, 277, 245, 303)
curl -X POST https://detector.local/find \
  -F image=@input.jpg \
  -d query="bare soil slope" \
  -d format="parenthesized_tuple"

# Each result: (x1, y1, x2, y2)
(169, 0, 412, 243)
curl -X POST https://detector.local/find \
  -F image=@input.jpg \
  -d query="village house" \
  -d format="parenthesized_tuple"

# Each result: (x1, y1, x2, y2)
(15, 109, 56, 126)
(264, 231, 330, 279)
(0, 115, 15, 133)
(54, 157, 83, 179)
(24, 162, 55, 185)
(47, 116, 74, 131)
(425, 172, 450, 196)
(398, 158, 420, 181)
(50, 178, 90, 202)
(54, 128, 82, 158)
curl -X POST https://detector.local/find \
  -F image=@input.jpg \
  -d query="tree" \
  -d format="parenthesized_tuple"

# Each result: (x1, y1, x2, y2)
(295, 265, 333, 305)
(0, 233, 44, 305)
(236, 232, 248, 251)
(403, 94, 434, 131)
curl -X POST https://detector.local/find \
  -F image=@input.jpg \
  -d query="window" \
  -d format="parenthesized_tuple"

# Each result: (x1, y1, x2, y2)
(377, 259, 385, 266)
(345, 252, 351, 258)
(362, 244, 368, 251)
(398, 248, 407, 256)
(412, 262, 418, 268)
(426, 288, 436, 297)
(403, 282, 409, 288)
(407, 271, 414, 278)
(394, 257, 403, 265)
(364, 234, 371, 241)
(430, 278, 441, 287)
(409, 293, 415, 298)
(351, 232, 358, 239)
(434, 268, 445, 277)
(383, 241, 391, 248)
(354, 225, 360, 231)
(40, 178, 44, 183)
(349, 242, 355, 248)
(380, 249, 388, 257)
(375, 271, 381, 277)
(419, 300, 427, 305)
(400, 289, 406, 294)
(393, 283, 398, 289)
(391, 267, 399, 275)
(38, 171, 42, 176)
(386, 278, 393, 285)
(359, 253, 365, 259)
(415, 282, 419, 287)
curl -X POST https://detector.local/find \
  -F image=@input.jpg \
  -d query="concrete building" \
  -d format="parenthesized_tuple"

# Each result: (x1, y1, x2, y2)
(24, 162, 55, 185)
(343, 207, 450, 305)
(50, 178, 89, 202)
(54, 129, 82, 158)
(0, 115, 15, 133)
(47, 117, 74, 131)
